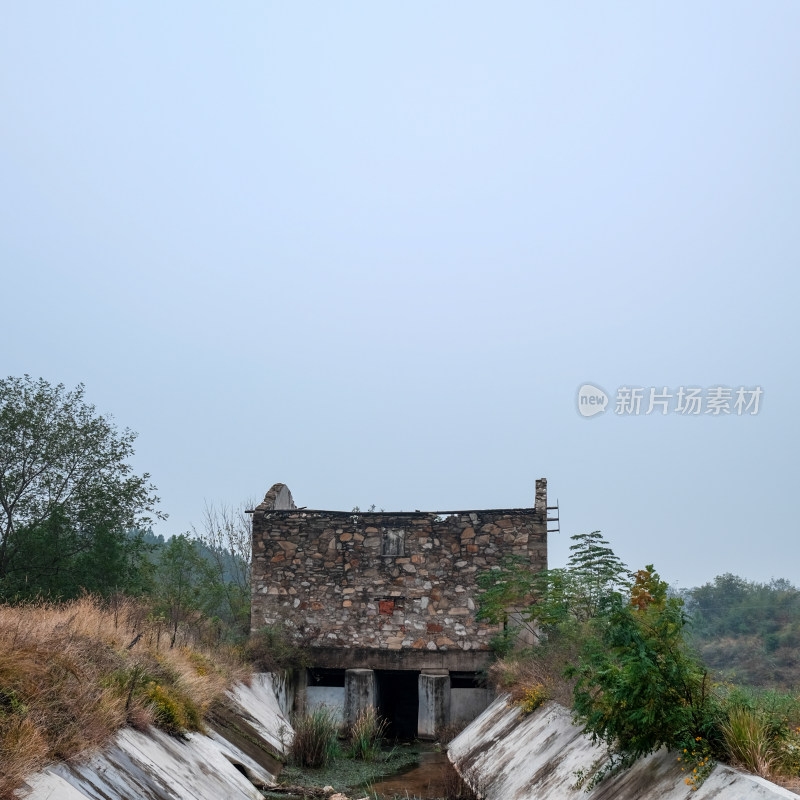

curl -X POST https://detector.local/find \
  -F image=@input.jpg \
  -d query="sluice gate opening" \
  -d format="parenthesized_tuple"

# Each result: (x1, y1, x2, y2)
(375, 669, 419, 739)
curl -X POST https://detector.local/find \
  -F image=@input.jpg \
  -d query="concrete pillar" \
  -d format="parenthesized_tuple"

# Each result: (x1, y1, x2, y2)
(417, 673, 451, 739)
(291, 667, 308, 717)
(344, 668, 376, 727)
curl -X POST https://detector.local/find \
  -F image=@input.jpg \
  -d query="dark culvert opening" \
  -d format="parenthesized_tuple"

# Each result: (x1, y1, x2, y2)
(450, 671, 484, 689)
(308, 667, 346, 687)
(376, 670, 419, 739)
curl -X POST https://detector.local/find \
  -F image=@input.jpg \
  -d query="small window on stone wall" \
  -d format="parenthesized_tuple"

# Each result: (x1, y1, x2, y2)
(381, 529, 405, 556)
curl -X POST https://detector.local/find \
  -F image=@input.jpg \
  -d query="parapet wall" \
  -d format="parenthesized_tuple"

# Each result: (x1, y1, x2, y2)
(251, 481, 548, 669)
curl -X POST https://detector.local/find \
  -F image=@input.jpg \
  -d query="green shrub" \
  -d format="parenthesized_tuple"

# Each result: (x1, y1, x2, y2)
(676, 735, 715, 791)
(570, 594, 715, 763)
(0, 689, 28, 718)
(780, 724, 800, 776)
(714, 686, 800, 780)
(246, 624, 310, 672)
(720, 685, 794, 724)
(183, 648, 217, 677)
(144, 681, 203, 737)
(515, 683, 549, 716)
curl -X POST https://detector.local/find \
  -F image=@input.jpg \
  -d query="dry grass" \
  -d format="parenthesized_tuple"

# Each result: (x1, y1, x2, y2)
(435, 720, 468, 745)
(721, 706, 781, 780)
(775, 774, 800, 794)
(489, 649, 576, 708)
(0, 596, 248, 799)
(346, 706, 387, 761)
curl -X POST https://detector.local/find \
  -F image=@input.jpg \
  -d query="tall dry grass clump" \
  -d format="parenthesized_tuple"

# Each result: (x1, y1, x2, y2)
(490, 655, 565, 707)
(721, 706, 780, 779)
(288, 705, 341, 768)
(488, 627, 583, 710)
(346, 706, 387, 762)
(0, 596, 247, 800)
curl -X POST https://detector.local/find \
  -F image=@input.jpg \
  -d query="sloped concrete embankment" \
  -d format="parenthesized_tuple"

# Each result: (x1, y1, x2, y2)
(448, 697, 799, 800)
(16, 674, 293, 800)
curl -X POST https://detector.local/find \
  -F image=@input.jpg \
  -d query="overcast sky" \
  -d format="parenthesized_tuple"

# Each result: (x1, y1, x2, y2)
(2, 3, 798, 588)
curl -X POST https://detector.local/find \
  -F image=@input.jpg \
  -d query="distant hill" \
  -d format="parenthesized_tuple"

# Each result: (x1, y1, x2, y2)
(682, 574, 800, 690)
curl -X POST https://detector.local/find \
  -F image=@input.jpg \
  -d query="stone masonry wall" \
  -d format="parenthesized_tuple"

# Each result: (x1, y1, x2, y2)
(251, 481, 548, 658)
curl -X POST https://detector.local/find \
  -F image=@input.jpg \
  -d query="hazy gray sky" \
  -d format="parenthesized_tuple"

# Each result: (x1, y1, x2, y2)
(2, 3, 798, 588)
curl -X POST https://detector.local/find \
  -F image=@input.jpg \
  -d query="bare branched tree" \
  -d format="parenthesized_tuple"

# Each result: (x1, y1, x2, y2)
(192, 500, 253, 636)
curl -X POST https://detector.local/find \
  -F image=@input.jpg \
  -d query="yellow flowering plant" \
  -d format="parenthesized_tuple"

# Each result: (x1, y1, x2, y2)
(676, 735, 714, 790)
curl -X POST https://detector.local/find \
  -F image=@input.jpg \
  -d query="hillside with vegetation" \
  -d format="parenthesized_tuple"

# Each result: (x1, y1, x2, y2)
(682, 574, 800, 691)
(0, 595, 248, 799)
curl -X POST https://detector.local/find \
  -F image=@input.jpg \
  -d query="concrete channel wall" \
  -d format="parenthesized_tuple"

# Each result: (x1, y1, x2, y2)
(16, 674, 293, 800)
(448, 697, 799, 800)
(19, 673, 796, 800)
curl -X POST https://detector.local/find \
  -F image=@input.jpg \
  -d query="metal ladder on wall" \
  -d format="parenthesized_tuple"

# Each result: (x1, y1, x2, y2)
(547, 500, 560, 535)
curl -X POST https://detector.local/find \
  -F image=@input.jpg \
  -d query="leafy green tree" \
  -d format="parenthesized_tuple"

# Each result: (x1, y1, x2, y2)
(569, 581, 714, 767)
(0, 376, 161, 599)
(566, 530, 630, 620)
(476, 555, 543, 640)
(154, 533, 214, 648)
(3, 511, 153, 600)
(71, 526, 154, 597)
(477, 531, 629, 649)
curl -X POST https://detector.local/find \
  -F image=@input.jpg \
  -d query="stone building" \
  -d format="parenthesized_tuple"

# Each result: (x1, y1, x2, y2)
(250, 479, 549, 738)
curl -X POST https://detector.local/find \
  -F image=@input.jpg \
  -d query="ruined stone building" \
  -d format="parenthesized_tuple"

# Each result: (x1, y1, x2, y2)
(250, 479, 549, 738)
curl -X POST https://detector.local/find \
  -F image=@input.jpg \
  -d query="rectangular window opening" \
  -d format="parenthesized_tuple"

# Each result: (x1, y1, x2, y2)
(381, 529, 405, 557)
(450, 672, 486, 689)
(308, 668, 346, 687)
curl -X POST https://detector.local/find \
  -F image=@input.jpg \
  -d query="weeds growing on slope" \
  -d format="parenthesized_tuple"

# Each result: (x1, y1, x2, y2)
(0, 595, 247, 800)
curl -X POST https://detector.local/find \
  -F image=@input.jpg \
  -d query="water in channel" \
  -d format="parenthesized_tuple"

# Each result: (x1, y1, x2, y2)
(361, 747, 455, 800)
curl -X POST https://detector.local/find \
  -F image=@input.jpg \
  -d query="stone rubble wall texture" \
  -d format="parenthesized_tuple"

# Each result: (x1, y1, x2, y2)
(251, 482, 548, 654)
(16, 674, 292, 800)
(448, 697, 800, 800)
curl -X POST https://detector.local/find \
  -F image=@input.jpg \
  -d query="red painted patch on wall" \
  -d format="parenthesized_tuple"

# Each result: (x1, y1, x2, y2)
(379, 600, 395, 615)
